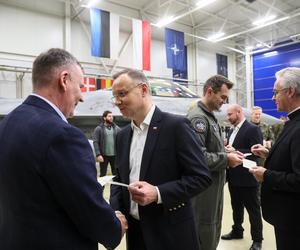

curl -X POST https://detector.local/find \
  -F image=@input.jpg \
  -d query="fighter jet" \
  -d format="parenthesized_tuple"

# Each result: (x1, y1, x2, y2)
(0, 81, 280, 138)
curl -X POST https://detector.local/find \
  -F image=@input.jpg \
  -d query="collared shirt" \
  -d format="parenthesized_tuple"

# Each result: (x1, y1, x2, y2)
(288, 106, 300, 116)
(129, 104, 158, 219)
(228, 118, 245, 145)
(30, 93, 68, 123)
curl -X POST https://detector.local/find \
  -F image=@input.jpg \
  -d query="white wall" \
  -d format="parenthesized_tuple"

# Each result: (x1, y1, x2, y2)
(0, 1, 236, 99)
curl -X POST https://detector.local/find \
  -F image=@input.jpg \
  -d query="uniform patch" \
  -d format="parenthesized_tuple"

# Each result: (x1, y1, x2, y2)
(193, 118, 207, 133)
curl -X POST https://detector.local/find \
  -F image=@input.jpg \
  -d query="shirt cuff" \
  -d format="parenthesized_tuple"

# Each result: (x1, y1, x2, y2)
(155, 186, 162, 204)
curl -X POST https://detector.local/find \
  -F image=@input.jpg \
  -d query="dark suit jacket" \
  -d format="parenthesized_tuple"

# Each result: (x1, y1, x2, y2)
(110, 107, 211, 250)
(262, 108, 300, 229)
(0, 96, 121, 250)
(227, 120, 263, 187)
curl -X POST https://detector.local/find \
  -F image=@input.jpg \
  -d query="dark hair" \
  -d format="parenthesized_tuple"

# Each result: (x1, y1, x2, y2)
(203, 75, 233, 95)
(102, 110, 112, 119)
(113, 69, 149, 85)
(32, 48, 81, 87)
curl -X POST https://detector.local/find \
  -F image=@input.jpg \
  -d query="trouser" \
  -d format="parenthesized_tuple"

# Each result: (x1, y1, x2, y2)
(99, 155, 116, 176)
(228, 184, 263, 242)
(127, 216, 147, 250)
(197, 222, 222, 250)
(274, 226, 300, 250)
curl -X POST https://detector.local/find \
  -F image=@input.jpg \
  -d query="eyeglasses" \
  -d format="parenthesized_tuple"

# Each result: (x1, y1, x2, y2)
(272, 87, 289, 97)
(111, 83, 143, 103)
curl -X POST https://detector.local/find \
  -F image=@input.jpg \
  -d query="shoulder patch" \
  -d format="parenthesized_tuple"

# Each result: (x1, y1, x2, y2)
(192, 118, 207, 133)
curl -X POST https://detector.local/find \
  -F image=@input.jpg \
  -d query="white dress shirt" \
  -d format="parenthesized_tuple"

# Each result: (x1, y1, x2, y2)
(228, 118, 245, 145)
(30, 93, 68, 123)
(129, 105, 158, 219)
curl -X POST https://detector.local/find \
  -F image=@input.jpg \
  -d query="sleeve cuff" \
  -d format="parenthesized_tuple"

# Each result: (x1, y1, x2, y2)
(155, 186, 162, 204)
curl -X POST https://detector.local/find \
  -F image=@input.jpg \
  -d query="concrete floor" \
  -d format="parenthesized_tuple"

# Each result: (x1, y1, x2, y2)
(98, 182, 276, 250)
(97, 162, 275, 250)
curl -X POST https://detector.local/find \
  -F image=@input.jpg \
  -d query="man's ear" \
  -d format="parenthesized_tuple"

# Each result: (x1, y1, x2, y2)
(289, 86, 297, 98)
(59, 70, 69, 91)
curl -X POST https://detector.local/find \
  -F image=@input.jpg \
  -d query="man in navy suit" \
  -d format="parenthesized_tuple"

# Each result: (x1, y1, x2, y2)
(0, 48, 127, 250)
(109, 69, 212, 250)
(221, 104, 263, 250)
(250, 67, 300, 250)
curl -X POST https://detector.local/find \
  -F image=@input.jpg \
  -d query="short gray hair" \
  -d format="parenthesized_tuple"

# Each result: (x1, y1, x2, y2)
(113, 69, 149, 86)
(275, 67, 300, 95)
(32, 48, 81, 87)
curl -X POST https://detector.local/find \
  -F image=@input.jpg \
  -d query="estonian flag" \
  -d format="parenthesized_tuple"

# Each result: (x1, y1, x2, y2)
(90, 8, 119, 59)
(132, 19, 151, 71)
(165, 28, 185, 71)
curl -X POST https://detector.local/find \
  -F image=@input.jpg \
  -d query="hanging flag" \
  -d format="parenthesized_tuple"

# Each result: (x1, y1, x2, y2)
(81, 77, 96, 92)
(165, 28, 185, 71)
(216, 53, 228, 77)
(132, 19, 151, 71)
(90, 8, 119, 59)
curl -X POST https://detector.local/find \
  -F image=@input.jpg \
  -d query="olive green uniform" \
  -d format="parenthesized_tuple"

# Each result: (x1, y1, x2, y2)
(187, 101, 228, 250)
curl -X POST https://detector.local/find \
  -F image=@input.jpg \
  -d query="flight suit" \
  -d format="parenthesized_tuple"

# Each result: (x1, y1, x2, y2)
(187, 101, 228, 250)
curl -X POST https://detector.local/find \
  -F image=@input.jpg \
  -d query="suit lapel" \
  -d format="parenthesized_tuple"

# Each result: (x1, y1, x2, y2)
(139, 108, 162, 180)
(232, 121, 247, 147)
(120, 126, 132, 184)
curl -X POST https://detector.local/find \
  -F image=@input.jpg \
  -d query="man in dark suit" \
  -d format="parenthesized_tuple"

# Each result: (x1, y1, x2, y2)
(250, 67, 300, 250)
(0, 48, 127, 250)
(109, 69, 212, 250)
(221, 104, 263, 250)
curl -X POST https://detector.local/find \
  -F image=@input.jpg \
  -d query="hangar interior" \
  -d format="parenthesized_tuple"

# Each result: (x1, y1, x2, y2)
(1, 1, 300, 250)
(1, 0, 300, 115)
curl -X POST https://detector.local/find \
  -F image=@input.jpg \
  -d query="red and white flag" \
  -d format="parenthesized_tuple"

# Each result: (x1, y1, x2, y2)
(132, 19, 151, 71)
(81, 77, 96, 92)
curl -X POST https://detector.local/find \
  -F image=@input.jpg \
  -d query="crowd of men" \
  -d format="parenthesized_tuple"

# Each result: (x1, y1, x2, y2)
(0, 48, 299, 250)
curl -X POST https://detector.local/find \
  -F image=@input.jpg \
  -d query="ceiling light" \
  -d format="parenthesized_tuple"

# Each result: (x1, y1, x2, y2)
(154, 16, 175, 28)
(196, 0, 217, 8)
(207, 32, 225, 42)
(290, 33, 300, 39)
(263, 51, 278, 57)
(81, 0, 99, 8)
(253, 15, 276, 26)
(245, 46, 254, 51)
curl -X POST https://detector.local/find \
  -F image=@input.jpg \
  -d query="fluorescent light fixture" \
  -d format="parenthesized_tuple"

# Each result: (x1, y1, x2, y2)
(81, 0, 99, 8)
(207, 32, 225, 42)
(197, 0, 217, 8)
(154, 16, 175, 28)
(253, 15, 276, 26)
(256, 43, 263, 48)
(290, 33, 300, 39)
(263, 51, 278, 57)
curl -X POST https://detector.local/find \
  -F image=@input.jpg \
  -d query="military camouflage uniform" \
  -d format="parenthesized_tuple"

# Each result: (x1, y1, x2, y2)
(187, 101, 227, 250)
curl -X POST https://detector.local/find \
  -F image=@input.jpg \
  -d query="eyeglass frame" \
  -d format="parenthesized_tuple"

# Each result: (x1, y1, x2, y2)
(272, 87, 289, 97)
(111, 82, 144, 103)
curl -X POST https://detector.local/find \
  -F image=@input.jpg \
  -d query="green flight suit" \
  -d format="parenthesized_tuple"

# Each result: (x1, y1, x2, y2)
(187, 101, 228, 250)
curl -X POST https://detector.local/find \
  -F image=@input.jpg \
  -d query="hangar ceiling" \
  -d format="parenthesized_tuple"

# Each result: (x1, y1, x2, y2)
(1, 0, 300, 54)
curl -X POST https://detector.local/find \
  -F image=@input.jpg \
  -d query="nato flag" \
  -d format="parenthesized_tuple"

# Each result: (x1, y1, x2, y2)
(165, 28, 185, 71)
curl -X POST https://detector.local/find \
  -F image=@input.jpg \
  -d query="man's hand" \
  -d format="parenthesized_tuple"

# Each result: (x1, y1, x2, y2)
(249, 166, 266, 182)
(96, 155, 104, 163)
(225, 144, 236, 153)
(128, 181, 158, 206)
(227, 151, 244, 168)
(251, 144, 269, 159)
(115, 210, 128, 238)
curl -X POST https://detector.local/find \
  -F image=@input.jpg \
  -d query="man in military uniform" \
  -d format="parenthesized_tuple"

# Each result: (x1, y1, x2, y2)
(251, 106, 274, 149)
(187, 75, 244, 250)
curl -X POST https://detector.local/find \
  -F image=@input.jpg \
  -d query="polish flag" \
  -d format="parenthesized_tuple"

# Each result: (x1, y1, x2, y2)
(132, 19, 151, 71)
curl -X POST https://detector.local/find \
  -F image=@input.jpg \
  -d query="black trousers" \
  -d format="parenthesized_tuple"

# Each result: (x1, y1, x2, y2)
(228, 184, 263, 242)
(275, 226, 300, 250)
(127, 216, 147, 250)
(99, 155, 116, 176)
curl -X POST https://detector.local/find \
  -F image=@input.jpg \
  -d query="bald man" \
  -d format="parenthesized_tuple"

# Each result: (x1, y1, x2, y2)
(221, 104, 263, 250)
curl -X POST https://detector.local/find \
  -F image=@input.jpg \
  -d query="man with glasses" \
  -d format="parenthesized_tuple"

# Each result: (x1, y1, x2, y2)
(250, 67, 300, 250)
(187, 75, 244, 250)
(109, 69, 212, 250)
